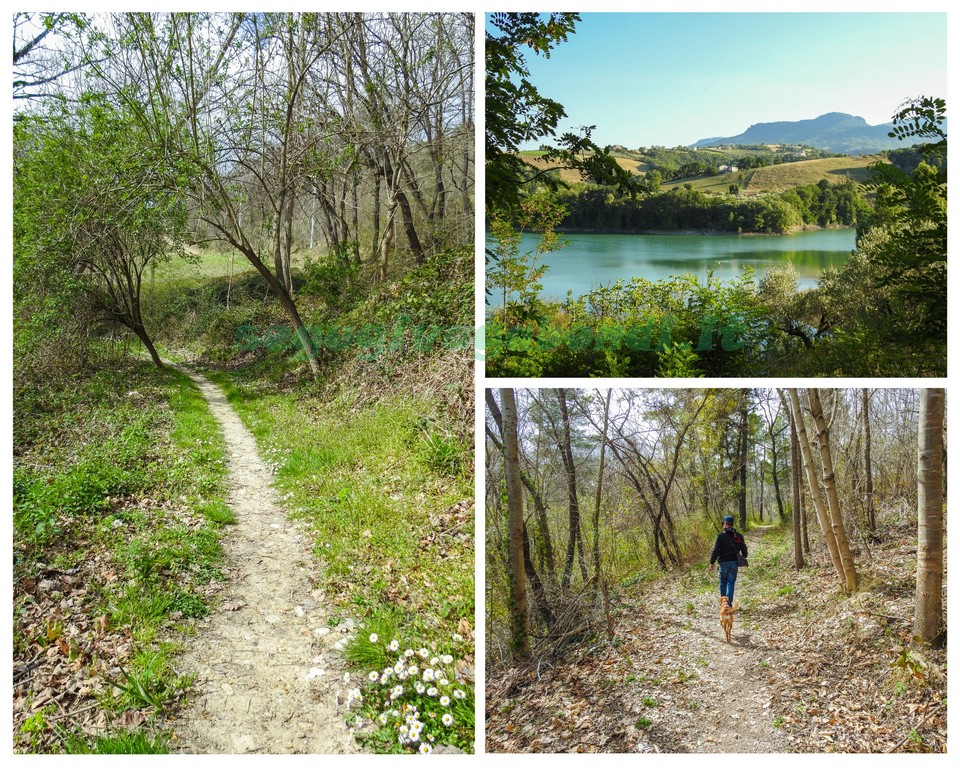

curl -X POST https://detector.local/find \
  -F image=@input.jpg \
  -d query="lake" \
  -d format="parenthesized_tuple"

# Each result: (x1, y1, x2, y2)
(488, 228, 857, 304)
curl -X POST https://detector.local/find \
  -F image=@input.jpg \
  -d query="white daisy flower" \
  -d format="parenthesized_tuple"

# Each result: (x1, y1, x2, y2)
(390, 639, 400, 651)
(453, 689, 466, 700)
(442, 654, 454, 665)
(415, 682, 426, 694)
(419, 743, 432, 754)
(368, 671, 379, 682)
(369, 633, 379, 643)
(427, 686, 438, 697)
(422, 668, 435, 682)
(442, 713, 454, 726)
(440, 695, 450, 706)
(418, 647, 429, 659)
(404, 649, 415, 658)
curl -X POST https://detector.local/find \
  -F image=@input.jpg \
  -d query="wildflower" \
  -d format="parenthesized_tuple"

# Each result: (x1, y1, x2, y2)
(399, 724, 409, 736)
(427, 686, 438, 697)
(415, 682, 426, 694)
(394, 660, 406, 674)
(437, 677, 450, 686)
(419, 743, 432, 754)
(430, 656, 440, 666)
(369, 633, 379, 643)
(418, 648, 429, 659)
(422, 668, 435, 682)
(390, 684, 404, 700)
(379, 713, 388, 725)
(453, 689, 466, 700)
(442, 713, 454, 726)
(390, 639, 400, 651)
(442, 654, 454, 665)
(404, 649, 414, 658)
(354, 715, 364, 727)
(427, 733, 436, 742)
(453, 633, 463, 642)
(407, 665, 419, 677)
(368, 671, 379, 682)
(440, 695, 450, 706)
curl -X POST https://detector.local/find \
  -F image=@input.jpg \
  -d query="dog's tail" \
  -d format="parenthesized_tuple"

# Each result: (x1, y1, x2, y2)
(731, 600, 740, 612)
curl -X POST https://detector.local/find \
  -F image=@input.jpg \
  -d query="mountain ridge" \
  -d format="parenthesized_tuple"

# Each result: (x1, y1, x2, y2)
(691, 112, 900, 155)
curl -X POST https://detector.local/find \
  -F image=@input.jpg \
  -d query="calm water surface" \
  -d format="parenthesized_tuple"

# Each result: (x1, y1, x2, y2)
(489, 228, 856, 304)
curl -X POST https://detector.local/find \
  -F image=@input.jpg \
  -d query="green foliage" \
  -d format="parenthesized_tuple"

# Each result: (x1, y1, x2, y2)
(485, 12, 580, 213)
(552, 181, 866, 234)
(14, 94, 188, 366)
(58, 729, 169, 754)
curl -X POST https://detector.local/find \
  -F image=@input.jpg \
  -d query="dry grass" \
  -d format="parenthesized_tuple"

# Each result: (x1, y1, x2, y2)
(744, 156, 883, 194)
(517, 153, 643, 185)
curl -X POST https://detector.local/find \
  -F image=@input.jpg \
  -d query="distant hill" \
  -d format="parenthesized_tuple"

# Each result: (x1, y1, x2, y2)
(692, 112, 901, 155)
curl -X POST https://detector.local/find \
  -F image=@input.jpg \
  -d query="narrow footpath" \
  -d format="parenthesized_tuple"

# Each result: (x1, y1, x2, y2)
(169, 367, 360, 754)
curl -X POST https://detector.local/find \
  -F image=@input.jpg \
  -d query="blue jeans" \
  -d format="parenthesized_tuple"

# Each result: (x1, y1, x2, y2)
(719, 560, 739, 605)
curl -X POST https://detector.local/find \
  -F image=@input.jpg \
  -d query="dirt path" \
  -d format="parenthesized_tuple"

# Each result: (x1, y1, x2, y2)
(168, 367, 360, 754)
(619, 527, 787, 752)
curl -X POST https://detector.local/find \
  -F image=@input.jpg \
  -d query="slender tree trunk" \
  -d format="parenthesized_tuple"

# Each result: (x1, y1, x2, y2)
(914, 388, 945, 646)
(591, 392, 611, 597)
(807, 388, 858, 593)
(862, 388, 876, 532)
(738, 388, 749, 529)
(788, 389, 847, 587)
(501, 388, 529, 658)
(789, 404, 804, 568)
(557, 388, 583, 592)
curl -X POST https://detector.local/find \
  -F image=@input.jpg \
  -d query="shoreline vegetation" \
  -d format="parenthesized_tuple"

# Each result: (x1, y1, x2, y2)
(549, 223, 855, 237)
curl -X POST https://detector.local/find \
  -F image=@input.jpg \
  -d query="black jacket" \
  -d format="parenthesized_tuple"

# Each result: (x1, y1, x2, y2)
(710, 527, 748, 565)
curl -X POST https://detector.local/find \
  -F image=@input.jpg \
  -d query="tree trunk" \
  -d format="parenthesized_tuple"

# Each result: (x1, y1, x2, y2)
(522, 522, 556, 629)
(501, 388, 530, 658)
(914, 388, 945, 646)
(738, 388, 749, 529)
(788, 389, 846, 587)
(807, 388, 858, 593)
(557, 388, 583, 592)
(862, 388, 876, 532)
(591, 391, 611, 597)
(789, 402, 804, 568)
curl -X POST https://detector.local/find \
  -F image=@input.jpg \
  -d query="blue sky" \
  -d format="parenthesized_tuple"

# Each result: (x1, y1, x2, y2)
(494, 12, 947, 148)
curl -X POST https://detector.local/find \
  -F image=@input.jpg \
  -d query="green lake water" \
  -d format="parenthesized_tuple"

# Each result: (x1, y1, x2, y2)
(489, 228, 856, 305)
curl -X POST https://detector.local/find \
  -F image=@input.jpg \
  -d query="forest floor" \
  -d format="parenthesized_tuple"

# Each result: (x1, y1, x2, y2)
(166, 367, 361, 754)
(486, 525, 946, 753)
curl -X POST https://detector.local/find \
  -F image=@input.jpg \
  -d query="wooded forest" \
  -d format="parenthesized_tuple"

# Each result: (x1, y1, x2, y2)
(13, 12, 475, 755)
(485, 388, 946, 753)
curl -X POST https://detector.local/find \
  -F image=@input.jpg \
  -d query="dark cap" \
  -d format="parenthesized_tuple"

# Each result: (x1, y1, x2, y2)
(722, 515, 735, 525)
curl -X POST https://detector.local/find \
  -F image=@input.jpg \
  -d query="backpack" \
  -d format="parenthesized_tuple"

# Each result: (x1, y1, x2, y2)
(732, 530, 748, 567)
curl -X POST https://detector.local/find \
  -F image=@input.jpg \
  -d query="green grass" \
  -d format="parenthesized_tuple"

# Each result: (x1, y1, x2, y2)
(13, 362, 232, 752)
(209, 371, 474, 643)
(59, 729, 170, 754)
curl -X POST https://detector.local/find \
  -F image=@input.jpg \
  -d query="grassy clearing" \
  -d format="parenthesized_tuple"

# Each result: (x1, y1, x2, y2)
(745, 156, 881, 193)
(13, 360, 232, 753)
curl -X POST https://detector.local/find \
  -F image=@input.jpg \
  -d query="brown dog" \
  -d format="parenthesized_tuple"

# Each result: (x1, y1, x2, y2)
(719, 596, 739, 642)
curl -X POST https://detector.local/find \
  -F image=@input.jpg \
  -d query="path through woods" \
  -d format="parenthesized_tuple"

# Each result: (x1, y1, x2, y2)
(487, 526, 946, 753)
(169, 367, 360, 754)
